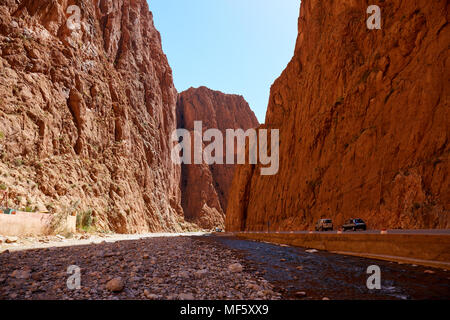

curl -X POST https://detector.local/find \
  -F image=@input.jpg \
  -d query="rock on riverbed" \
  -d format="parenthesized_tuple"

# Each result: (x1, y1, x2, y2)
(0, 236, 281, 300)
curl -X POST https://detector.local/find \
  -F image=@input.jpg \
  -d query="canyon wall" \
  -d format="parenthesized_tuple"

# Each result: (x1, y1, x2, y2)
(226, 0, 449, 231)
(177, 87, 259, 229)
(0, 0, 192, 233)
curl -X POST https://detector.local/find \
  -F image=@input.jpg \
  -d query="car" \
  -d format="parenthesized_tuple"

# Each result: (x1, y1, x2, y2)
(215, 227, 223, 232)
(342, 218, 367, 231)
(315, 219, 333, 231)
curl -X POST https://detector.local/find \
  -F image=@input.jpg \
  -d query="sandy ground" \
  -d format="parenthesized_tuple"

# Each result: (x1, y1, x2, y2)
(0, 232, 208, 253)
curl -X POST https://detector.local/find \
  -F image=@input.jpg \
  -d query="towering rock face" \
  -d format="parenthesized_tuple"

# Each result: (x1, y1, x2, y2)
(226, 0, 449, 231)
(0, 0, 190, 233)
(177, 87, 259, 229)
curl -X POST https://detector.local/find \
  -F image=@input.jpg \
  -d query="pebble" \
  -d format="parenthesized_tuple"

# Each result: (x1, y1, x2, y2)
(228, 263, 244, 273)
(106, 277, 124, 292)
(178, 293, 195, 300)
(144, 289, 158, 300)
(11, 269, 31, 279)
(195, 269, 208, 277)
(295, 291, 307, 297)
(246, 283, 261, 291)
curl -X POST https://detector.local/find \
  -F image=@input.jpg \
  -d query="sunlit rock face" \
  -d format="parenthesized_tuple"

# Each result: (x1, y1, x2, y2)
(177, 87, 259, 229)
(0, 0, 192, 233)
(226, 0, 449, 231)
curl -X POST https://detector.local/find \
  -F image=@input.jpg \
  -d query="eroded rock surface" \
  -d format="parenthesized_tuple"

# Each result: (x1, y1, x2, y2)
(226, 1, 449, 231)
(0, 0, 190, 232)
(177, 87, 259, 229)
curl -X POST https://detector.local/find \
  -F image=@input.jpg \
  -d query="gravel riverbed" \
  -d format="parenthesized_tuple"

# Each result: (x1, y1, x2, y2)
(0, 235, 281, 300)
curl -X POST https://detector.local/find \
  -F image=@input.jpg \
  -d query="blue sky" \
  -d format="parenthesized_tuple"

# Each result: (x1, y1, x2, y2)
(149, 0, 301, 123)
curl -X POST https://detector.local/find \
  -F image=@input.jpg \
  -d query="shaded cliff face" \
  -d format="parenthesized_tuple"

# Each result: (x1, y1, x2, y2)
(177, 87, 259, 229)
(226, 0, 449, 231)
(0, 0, 191, 233)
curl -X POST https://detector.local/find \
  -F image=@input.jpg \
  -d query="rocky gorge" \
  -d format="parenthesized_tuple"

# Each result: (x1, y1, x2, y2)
(0, 0, 449, 304)
(0, 0, 448, 236)
(0, 0, 258, 233)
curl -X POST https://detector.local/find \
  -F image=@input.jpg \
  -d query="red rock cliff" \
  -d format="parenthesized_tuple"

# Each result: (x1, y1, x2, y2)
(226, 0, 449, 231)
(0, 0, 191, 233)
(177, 87, 259, 229)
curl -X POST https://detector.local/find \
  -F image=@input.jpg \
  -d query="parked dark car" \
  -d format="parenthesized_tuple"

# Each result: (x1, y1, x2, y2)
(342, 219, 367, 231)
(315, 219, 333, 231)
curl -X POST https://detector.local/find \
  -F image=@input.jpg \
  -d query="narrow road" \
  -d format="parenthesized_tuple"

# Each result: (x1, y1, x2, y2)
(238, 229, 450, 235)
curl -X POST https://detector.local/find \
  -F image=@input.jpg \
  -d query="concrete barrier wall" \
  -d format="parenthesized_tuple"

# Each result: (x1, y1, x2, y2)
(236, 233, 450, 268)
(0, 212, 76, 236)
